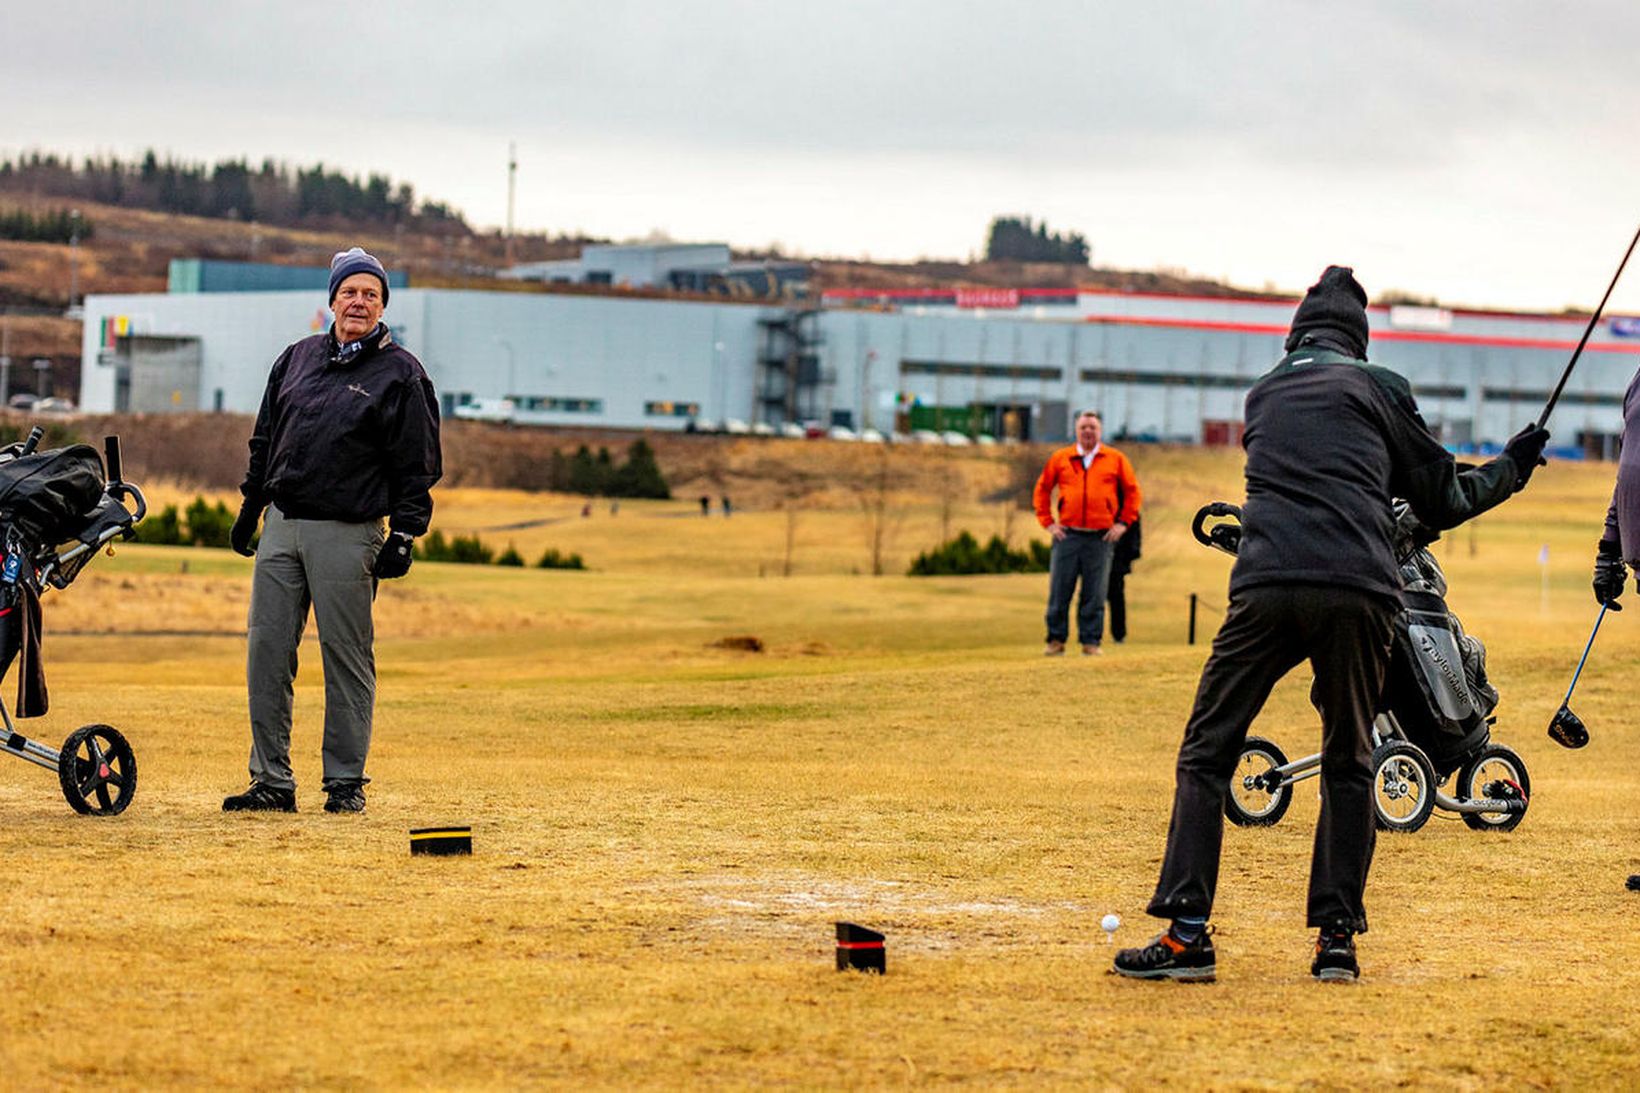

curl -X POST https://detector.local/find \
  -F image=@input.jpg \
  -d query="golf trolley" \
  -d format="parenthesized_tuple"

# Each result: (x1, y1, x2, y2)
(0, 430, 146, 815)
(1192, 502, 1531, 835)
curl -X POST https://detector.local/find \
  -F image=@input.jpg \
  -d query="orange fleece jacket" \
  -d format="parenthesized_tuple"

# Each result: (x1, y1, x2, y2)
(1033, 445, 1141, 530)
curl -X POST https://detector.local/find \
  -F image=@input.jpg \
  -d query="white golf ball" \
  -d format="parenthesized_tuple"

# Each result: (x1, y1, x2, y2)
(1101, 913, 1121, 932)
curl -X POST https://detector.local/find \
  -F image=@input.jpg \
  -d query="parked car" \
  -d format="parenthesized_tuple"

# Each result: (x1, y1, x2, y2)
(723, 418, 751, 435)
(857, 428, 886, 444)
(827, 425, 858, 441)
(32, 397, 77, 415)
(940, 430, 973, 447)
(452, 398, 515, 423)
(750, 421, 776, 437)
(7, 393, 38, 411)
(911, 430, 942, 445)
(778, 422, 806, 439)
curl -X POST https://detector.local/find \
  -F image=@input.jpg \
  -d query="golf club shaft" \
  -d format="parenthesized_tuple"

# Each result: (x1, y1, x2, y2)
(1563, 602, 1609, 703)
(1539, 223, 1640, 428)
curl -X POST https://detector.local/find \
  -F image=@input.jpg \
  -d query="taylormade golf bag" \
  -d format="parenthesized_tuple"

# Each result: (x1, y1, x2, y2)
(1380, 505, 1497, 776)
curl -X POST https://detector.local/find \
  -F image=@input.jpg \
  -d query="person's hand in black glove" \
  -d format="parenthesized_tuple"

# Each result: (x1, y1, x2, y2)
(230, 499, 265, 557)
(372, 530, 415, 579)
(1594, 539, 1627, 610)
(1503, 423, 1550, 491)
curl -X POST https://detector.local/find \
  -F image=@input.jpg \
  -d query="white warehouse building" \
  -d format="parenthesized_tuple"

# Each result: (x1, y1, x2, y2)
(79, 279, 1640, 452)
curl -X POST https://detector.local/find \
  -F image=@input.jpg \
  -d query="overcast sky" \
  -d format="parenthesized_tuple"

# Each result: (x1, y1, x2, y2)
(9, 0, 1640, 312)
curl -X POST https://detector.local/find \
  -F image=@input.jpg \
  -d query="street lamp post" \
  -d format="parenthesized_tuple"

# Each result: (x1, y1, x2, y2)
(67, 210, 81, 314)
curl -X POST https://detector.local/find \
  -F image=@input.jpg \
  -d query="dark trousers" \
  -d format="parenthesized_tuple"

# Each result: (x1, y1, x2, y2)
(1106, 568, 1128, 642)
(1146, 584, 1395, 933)
(1044, 531, 1113, 644)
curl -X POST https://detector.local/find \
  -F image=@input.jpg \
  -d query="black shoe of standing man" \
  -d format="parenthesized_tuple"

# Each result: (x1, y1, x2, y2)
(222, 782, 297, 812)
(324, 783, 367, 814)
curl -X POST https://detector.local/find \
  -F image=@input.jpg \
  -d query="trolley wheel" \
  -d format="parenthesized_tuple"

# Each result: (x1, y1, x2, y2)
(1457, 744, 1531, 832)
(1372, 740, 1437, 833)
(1226, 736, 1292, 827)
(57, 724, 137, 816)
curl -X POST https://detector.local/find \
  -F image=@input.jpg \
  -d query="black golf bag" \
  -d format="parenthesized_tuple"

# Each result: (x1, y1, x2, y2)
(1377, 505, 1497, 776)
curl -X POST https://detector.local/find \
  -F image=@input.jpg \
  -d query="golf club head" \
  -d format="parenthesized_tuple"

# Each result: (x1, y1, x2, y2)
(1547, 704, 1590, 749)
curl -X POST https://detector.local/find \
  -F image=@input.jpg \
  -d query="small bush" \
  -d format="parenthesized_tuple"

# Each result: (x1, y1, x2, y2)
(413, 529, 450, 562)
(184, 497, 234, 548)
(495, 544, 524, 567)
(536, 548, 585, 570)
(907, 531, 1049, 576)
(138, 504, 182, 545)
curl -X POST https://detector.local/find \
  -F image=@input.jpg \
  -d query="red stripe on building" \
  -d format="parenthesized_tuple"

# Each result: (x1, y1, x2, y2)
(1081, 314, 1640, 353)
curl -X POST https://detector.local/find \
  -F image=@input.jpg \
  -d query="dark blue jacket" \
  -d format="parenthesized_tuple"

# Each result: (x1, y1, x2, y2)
(242, 324, 442, 535)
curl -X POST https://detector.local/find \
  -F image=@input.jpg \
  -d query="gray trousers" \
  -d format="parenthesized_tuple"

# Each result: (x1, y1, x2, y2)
(1044, 530, 1114, 644)
(246, 506, 383, 791)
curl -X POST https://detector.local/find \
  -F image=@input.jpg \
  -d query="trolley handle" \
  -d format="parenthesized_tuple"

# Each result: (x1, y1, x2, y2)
(1192, 501, 1244, 557)
(18, 426, 43, 457)
(104, 435, 123, 484)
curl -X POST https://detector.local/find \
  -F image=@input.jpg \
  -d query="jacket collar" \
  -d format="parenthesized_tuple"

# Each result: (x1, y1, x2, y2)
(327, 322, 391, 366)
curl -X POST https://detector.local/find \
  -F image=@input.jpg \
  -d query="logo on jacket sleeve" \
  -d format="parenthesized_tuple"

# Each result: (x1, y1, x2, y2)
(347, 383, 371, 398)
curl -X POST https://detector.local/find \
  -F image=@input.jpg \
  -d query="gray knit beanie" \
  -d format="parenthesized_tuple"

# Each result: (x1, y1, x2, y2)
(328, 247, 389, 305)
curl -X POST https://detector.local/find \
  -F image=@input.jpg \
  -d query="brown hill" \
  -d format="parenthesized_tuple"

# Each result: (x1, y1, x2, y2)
(0, 195, 1290, 383)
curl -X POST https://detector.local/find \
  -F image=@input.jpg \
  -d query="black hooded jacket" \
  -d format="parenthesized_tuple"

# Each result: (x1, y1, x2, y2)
(1231, 347, 1519, 602)
(241, 324, 442, 535)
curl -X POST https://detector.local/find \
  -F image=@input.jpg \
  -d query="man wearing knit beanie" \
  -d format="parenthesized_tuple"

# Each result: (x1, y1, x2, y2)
(222, 245, 442, 816)
(1116, 265, 1551, 984)
(328, 246, 390, 308)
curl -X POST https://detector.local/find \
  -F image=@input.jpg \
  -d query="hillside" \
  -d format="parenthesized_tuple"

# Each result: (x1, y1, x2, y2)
(0, 191, 1283, 380)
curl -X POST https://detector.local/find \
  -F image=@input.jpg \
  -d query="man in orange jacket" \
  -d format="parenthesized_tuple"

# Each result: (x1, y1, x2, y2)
(1032, 411, 1141, 655)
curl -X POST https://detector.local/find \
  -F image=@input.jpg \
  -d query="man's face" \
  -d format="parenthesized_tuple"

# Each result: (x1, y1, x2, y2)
(332, 273, 385, 343)
(1076, 414, 1102, 449)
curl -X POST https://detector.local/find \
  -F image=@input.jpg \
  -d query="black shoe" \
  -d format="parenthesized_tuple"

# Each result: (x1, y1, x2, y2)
(222, 782, 297, 813)
(1311, 929, 1359, 981)
(1112, 925, 1216, 982)
(323, 783, 366, 814)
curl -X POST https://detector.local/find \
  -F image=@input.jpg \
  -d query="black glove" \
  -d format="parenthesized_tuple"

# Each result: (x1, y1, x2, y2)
(1502, 424, 1550, 491)
(230, 499, 264, 557)
(372, 530, 415, 579)
(1594, 538, 1626, 611)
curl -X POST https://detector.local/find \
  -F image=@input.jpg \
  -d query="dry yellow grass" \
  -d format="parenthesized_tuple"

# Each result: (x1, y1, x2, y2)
(3, 448, 1639, 1088)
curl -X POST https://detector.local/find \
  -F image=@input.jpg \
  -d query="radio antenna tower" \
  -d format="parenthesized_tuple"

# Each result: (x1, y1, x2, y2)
(505, 141, 518, 268)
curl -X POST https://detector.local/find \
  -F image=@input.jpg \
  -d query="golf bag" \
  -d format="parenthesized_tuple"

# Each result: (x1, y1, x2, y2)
(0, 431, 148, 816)
(1378, 505, 1496, 776)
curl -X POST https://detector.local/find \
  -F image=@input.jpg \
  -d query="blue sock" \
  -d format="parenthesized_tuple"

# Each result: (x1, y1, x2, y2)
(1171, 916, 1207, 943)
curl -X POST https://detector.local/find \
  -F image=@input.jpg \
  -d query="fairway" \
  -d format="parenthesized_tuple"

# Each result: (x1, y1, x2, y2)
(3, 446, 1639, 1088)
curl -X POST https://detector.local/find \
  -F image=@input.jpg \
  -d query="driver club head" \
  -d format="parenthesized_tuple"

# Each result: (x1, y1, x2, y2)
(1548, 704, 1590, 749)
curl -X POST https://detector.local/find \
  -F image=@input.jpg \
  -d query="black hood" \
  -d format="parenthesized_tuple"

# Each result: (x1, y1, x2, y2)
(1285, 265, 1370, 360)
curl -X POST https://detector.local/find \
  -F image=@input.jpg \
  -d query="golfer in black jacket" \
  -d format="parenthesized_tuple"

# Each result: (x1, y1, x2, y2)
(1114, 266, 1549, 982)
(222, 247, 442, 815)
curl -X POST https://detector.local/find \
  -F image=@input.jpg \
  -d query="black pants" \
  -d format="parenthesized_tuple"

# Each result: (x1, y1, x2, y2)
(1145, 584, 1395, 933)
(1106, 568, 1128, 642)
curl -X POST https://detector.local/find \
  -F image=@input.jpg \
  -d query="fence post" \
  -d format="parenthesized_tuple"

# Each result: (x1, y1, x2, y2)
(1188, 592, 1198, 645)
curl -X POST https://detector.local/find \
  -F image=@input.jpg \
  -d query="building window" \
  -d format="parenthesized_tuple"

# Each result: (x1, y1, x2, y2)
(644, 400, 701, 417)
(902, 360, 1063, 381)
(514, 396, 604, 413)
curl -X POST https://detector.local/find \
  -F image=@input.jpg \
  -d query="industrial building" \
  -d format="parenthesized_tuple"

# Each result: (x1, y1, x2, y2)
(79, 257, 1640, 452)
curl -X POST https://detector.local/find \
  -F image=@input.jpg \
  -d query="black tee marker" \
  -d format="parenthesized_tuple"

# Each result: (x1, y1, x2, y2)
(410, 825, 473, 855)
(835, 922, 886, 973)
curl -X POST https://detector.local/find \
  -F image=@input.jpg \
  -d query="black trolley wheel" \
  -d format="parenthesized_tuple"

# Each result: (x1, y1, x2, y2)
(1371, 740, 1437, 833)
(1457, 744, 1531, 832)
(57, 724, 137, 816)
(1226, 736, 1292, 827)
